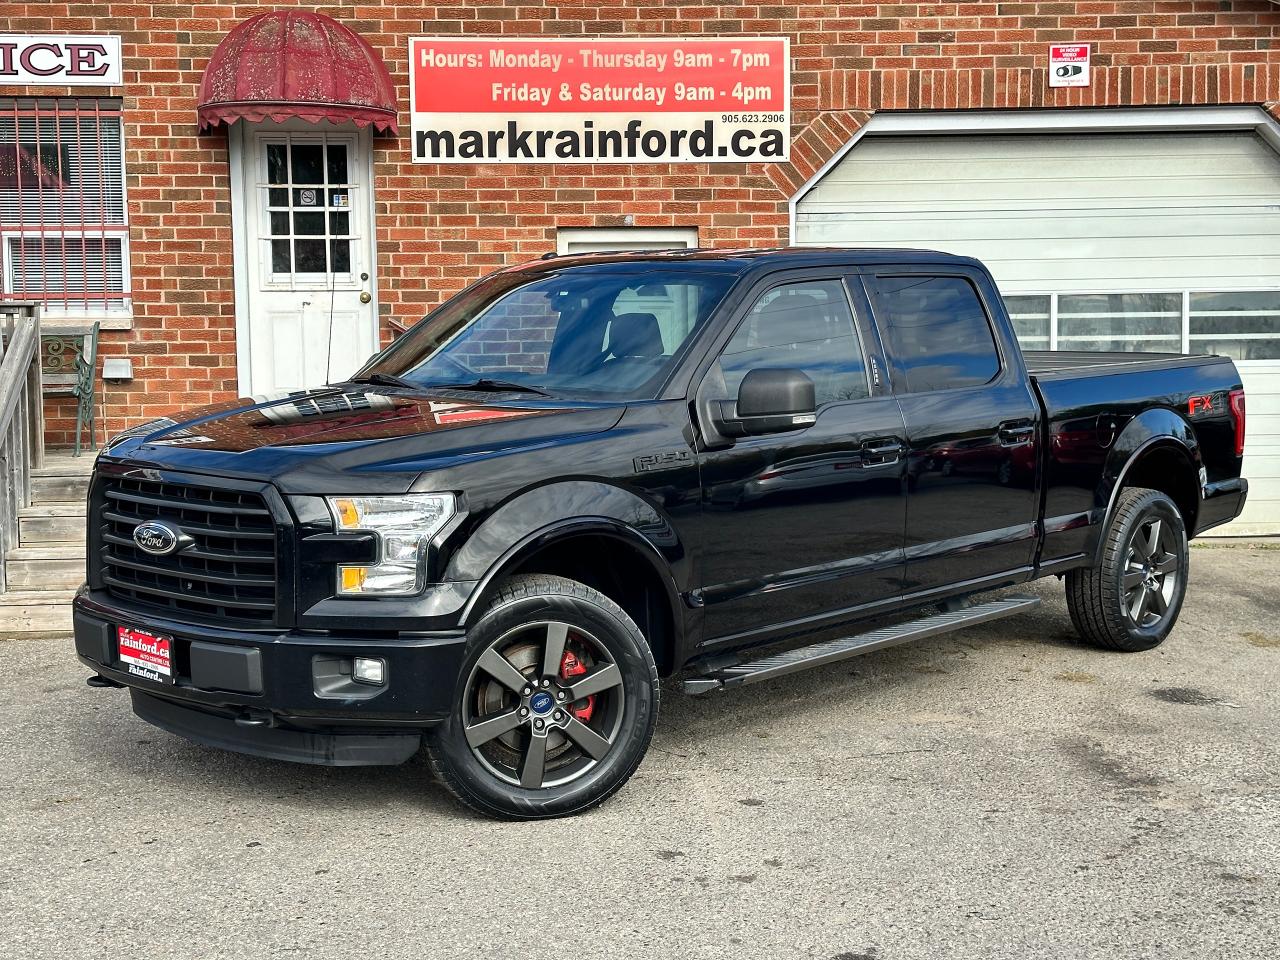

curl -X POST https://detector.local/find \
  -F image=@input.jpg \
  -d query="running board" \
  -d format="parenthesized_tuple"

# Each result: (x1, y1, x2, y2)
(681, 595, 1041, 695)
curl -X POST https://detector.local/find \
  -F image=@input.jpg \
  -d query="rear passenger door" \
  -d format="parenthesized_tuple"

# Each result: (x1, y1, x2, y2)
(863, 268, 1041, 598)
(693, 273, 908, 647)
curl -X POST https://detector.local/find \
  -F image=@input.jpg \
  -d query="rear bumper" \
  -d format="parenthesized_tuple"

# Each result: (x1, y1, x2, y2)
(74, 588, 469, 765)
(1195, 477, 1249, 535)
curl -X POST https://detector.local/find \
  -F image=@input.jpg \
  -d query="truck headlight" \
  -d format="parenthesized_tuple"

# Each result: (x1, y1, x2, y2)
(326, 494, 456, 596)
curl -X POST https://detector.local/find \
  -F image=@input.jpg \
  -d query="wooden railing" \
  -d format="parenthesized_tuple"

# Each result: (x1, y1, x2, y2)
(0, 302, 44, 593)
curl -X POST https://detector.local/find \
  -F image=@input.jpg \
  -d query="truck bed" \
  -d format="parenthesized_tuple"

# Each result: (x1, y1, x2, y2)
(1022, 350, 1223, 379)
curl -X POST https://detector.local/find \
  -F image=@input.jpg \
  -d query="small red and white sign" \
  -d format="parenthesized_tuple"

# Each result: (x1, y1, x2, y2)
(117, 626, 174, 684)
(1048, 44, 1090, 88)
(0, 35, 122, 86)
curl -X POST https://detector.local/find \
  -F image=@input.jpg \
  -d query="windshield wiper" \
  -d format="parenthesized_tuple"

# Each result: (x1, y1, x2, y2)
(349, 372, 418, 389)
(439, 378, 552, 397)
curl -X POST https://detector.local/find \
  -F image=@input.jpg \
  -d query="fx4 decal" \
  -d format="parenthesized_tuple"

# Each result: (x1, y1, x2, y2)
(1188, 393, 1225, 417)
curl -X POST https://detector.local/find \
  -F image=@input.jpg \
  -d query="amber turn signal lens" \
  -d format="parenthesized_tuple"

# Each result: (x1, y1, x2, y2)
(332, 498, 361, 529)
(340, 566, 369, 592)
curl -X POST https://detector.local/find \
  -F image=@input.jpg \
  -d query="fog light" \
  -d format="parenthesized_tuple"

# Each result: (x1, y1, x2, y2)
(352, 657, 386, 686)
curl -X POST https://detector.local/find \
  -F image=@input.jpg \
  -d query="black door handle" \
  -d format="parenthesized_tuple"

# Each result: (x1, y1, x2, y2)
(860, 437, 906, 466)
(998, 421, 1036, 446)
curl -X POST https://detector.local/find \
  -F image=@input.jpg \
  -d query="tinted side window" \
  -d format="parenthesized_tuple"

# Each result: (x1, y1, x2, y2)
(871, 275, 1001, 393)
(718, 279, 869, 407)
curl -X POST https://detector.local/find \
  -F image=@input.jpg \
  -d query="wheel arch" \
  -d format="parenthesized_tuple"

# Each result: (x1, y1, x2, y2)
(1090, 410, 1201, 564)
(450, 481, 688, 676)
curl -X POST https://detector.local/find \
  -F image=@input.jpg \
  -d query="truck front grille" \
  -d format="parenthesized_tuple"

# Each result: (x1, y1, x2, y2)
(98, 475, 278, 626)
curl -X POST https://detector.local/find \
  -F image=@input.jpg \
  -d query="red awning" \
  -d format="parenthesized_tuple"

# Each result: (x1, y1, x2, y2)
(197, 11, 398, 134)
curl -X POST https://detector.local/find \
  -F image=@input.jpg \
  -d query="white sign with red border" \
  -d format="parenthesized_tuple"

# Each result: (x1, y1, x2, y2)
(0, 35, 122, 86)
(117, 626, 174, 684)
(1048, 43, 1090, 88)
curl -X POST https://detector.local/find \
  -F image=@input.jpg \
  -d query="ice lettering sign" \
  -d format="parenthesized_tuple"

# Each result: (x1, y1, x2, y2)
(408, 37, 790, 164)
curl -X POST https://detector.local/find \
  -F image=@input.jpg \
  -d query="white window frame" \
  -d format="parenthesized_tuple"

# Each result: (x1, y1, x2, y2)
(556, 226, 698, 254)
(1006, 288, 1280, 364)
(0, 97, 132, 328)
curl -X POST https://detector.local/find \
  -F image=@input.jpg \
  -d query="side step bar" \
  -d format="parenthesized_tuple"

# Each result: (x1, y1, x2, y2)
(681, 595, 1041, 695)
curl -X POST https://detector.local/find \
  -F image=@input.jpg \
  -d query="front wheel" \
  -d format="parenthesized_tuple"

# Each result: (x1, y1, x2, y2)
(426, 574, 659, 819)
(1066, 486, 1189, 652)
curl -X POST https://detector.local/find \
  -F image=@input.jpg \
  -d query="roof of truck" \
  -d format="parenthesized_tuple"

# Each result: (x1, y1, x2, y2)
(502, 246, 984, 278)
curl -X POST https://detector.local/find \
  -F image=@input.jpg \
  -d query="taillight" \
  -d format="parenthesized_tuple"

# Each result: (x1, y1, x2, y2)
(1229, 389, 1246, 458)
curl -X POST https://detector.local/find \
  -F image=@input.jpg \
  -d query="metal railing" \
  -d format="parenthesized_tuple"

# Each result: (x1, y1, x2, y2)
(0, 302, 44, 592)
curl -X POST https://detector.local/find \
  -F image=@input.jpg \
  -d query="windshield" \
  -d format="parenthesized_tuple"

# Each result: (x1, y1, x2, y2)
(358, 266, 736, 400)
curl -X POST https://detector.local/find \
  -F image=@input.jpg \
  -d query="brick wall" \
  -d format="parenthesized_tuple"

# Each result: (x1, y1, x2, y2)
(0, 0, 1277, 443)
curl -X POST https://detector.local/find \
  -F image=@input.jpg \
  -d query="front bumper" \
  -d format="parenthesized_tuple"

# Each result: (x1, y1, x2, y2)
(74, 589, 469, 765)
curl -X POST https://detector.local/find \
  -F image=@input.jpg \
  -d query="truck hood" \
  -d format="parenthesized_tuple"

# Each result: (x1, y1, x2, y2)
(101, 384, 627, 494)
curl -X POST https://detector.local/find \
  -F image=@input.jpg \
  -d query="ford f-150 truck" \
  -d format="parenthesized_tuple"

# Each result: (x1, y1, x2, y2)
(74, 247, 1248, 819)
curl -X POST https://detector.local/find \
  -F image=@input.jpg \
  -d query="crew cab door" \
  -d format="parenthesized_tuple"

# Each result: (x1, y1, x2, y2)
(861, 268, 1041, 597)
(691, 273, 908, 647)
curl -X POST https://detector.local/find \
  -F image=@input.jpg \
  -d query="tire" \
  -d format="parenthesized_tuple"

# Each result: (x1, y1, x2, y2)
(426, 574, 659, 820)
(1066, 486, 1190, 652)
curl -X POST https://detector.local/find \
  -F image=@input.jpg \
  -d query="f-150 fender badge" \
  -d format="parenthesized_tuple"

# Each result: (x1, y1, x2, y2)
(634, 450, 693, 473)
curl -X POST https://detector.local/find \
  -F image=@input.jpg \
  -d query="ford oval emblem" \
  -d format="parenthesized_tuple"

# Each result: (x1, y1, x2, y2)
(133, 519, 182, 556)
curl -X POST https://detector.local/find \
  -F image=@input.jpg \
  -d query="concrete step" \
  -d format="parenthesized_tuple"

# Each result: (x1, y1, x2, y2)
(18, 503, 86, 545)
(0, 589, 76, 637)
(4, 545, 85, 591)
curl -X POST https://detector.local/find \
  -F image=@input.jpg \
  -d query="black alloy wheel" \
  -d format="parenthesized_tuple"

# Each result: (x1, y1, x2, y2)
(1066, 486, 1190, 652)
(426, 574, 659, 819)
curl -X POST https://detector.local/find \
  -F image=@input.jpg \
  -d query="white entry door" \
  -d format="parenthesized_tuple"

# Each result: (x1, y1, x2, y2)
(232, 123, 378, 395)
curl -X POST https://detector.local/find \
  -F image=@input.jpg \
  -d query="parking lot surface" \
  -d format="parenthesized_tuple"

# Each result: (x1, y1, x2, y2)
(2, 543, 1278, 960)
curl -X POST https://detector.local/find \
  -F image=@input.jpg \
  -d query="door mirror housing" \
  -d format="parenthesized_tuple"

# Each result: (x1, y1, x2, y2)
(714, 368, 817, 437)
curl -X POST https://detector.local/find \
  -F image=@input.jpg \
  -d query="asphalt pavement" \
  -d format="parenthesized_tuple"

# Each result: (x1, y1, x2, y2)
(2, 542, 1278, 959)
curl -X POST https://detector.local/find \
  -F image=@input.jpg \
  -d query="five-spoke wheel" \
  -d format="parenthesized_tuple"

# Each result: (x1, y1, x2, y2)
(1122, 515, 1181, 629)
(1067, 486, 1189, 651)
(426, 574, 659, 819)
(463, 621, 626, 789)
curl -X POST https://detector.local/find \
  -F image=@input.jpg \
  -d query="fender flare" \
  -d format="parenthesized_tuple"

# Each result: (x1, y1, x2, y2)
(447, 480, 688, 633)
(1088, 409, 1201, 564)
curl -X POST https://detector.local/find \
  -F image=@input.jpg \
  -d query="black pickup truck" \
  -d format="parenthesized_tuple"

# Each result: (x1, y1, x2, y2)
(74, 248, 1248, 819)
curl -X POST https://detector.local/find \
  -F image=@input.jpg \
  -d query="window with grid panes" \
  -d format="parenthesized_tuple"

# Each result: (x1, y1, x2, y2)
(0, 98, 129, 315)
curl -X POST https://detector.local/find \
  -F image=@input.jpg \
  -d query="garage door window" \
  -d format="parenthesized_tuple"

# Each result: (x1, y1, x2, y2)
(1189, 292, 1280, 361)
(1003, 290, 1280, 359)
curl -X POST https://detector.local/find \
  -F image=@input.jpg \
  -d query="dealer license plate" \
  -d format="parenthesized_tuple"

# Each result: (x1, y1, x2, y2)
(116, 626, 175, 685)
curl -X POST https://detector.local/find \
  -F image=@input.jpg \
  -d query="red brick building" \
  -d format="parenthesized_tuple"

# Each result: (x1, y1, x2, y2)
(0, 1, 1278, 532)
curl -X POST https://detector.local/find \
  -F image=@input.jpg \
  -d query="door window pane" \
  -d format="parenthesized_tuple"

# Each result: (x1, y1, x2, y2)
(266, 144, 287, 184)
(1057, 293, 1181, 353)
(719, 280, 869, 407)
(290, 143, 323, 184)
(293, 212, 325, 235)
(327, 144, 349, 184)
(330, 239, 350, 274)
(294, 239, 326, 272)
(1189, 291, 1280, 360)
(872, 276, 1000, 393)
(271, 239, 291, 273)
(1003, 295, 1050, 349)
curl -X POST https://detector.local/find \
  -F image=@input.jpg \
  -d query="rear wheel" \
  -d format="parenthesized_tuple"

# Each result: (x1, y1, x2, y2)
(1066, 486, 1189, 652)
(426, 574, 659, 819)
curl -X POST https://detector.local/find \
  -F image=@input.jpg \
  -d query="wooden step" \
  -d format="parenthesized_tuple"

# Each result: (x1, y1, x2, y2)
(30, 472, 89, 505)
(3, 545, 85, 591)
(33, 450, 97, 477)
(18, 503, 86, 545)
(0, 589, 76, 637)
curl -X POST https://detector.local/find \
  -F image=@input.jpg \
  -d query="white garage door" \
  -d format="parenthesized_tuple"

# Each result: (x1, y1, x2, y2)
(796, 130, 1280, 535)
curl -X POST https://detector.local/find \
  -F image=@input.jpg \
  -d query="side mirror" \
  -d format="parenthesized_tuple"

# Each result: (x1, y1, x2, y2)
(714, 368, 817, 437)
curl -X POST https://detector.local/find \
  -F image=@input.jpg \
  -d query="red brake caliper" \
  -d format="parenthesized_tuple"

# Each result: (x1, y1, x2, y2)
(559, 649, 596, 722)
